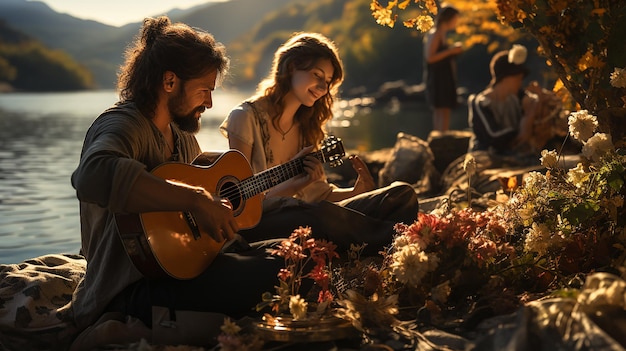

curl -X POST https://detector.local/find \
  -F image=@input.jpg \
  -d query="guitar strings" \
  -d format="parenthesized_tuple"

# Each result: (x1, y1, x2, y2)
(214, 139, 341, 201)
(217, 157, 307, 200)
(215, 151, 326, 200)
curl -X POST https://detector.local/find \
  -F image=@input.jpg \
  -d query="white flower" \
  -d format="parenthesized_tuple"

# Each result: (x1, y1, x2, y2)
(522, 171, 546, 189)
(517, 204, 536, 222)
(540, 149, 558, 168)
(567, 163, 589, 188)
(393, 234, 411, 249)
(508, 44, 527, 65)
(289, 295, 308, 320)
(582, 133, 613, 162)
(568, 110, 598, 143)
(524, 222, 552, 256)
(610, 67, 626, 88)
(390, 243, 439, 288)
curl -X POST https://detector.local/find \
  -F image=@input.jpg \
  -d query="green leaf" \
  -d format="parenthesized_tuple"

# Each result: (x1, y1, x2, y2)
(563, 200, 599, 226)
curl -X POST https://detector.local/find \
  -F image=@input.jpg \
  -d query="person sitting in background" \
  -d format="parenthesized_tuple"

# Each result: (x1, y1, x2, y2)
(219, 32, 419, 256)
(468, 44, 546, 161)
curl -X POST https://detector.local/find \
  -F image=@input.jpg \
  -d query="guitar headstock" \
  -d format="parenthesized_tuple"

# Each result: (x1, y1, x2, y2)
(319, 135, 345, 168)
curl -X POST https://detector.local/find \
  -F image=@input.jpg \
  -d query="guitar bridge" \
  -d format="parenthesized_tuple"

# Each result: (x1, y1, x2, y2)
(183, 212, 202, 240)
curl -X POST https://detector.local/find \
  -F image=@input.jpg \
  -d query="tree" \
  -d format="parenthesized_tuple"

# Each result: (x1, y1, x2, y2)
(495, 0, 626, 143)
(370, 0, 626, 143)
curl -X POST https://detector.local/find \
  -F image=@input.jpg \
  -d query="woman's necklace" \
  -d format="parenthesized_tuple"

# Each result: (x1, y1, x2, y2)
(276, 122, 295, 141)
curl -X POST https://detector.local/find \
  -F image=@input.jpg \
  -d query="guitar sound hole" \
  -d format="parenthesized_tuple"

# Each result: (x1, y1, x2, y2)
(218, 180, 242, 215)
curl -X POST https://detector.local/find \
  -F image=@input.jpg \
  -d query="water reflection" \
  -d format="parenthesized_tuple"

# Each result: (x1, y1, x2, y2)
(329, 99, 468, 151)
(0, 108, 92, 263)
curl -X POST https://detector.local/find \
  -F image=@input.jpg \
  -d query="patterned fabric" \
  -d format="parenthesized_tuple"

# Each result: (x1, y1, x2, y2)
(0, 254, 86, 350)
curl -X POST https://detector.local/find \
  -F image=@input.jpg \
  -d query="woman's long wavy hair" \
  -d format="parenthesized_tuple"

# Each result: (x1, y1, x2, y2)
(254, 32, 344, 147)
(117, 16, 229, 119)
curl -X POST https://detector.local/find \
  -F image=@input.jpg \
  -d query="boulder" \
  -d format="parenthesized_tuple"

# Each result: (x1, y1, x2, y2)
(377, 132, 440, 195)
(427, 130, 472, 175)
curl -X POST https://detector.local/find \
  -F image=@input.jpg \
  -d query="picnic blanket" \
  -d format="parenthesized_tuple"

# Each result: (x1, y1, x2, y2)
(0, 254, 85, 350)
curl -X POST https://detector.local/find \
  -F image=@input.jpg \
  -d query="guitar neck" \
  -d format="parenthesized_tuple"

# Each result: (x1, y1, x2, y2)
(239, 151, 322, 199)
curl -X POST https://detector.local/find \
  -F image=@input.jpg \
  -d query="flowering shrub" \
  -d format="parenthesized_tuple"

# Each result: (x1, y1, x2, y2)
(256, 226, 339, 319)
(334, 209, 522, 332)
(334, 107, 626, 334)
(507, 110, 626, 278)
(495, 0, 626, 113)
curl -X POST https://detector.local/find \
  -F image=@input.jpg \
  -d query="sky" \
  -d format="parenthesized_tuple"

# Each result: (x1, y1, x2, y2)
(32, 0, 228, 27)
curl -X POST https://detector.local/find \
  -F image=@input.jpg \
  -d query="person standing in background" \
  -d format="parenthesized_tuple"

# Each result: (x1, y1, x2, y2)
(423, 4, 463, 132)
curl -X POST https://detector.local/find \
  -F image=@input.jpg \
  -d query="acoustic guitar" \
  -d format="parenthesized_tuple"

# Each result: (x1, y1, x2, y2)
(115, 136, 345, 280)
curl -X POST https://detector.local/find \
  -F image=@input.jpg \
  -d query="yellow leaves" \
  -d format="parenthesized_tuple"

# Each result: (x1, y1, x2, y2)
(499, 176, 519, 193)
(463, 34, 490, 49)
(403, 15, 434, 32)
(487, 41, 501, 54)
(370, 0, 396, 28)
(481, 21, 506, 32)
(370, 0, 437, 31)
(577, 48, 605, 72)
(423, 0, 438, 15)
(495, 0, 526, 24)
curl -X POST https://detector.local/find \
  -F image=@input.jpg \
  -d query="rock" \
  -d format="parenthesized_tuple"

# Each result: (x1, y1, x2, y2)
(427, 130, 472, 175)
(377, 132, 440, 195)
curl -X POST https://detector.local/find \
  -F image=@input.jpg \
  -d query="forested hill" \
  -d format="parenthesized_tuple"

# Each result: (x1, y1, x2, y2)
(0, 0, 312, 90)
(223, 0, 427, 93)
(0, 0, 548, 94)
(0, 20, 94, 92)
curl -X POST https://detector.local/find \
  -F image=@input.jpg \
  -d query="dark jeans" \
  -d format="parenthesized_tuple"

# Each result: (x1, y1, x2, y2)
(240, 181, 419, 256)
(106, 239, 285, 327)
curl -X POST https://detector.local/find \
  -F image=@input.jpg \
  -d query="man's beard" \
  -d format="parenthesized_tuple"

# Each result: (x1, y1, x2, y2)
(172, 107, 203, 133)
(168, 86, 203, 133)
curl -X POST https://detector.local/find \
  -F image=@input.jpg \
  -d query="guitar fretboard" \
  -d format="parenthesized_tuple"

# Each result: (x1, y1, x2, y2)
(217, 137, 343, 202)
(239, 151, 323, 199)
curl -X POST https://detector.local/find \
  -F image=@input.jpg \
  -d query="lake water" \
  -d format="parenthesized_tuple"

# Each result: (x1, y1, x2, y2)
(0, 89, 468, 264)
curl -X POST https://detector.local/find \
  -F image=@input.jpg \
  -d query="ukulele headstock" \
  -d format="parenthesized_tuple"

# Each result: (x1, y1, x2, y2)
(319, 135, 345, 168)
